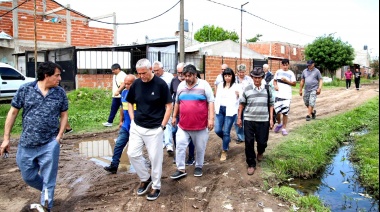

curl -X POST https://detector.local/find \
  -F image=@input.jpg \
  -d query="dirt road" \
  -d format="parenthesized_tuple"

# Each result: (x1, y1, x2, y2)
(0, 82, 378, 212)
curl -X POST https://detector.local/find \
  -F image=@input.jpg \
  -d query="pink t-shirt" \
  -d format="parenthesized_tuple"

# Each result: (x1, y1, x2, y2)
(344, 71, 353, 79)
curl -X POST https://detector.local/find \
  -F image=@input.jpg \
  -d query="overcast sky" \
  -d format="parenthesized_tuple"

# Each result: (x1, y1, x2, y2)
(55, 0, 379, 58)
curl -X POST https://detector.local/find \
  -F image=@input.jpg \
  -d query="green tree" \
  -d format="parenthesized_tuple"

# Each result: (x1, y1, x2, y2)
(194, 25, 239, 42)
(304, 35, 355, 78)
(246, 34, 262, 43)
(370, 58, 379, 77)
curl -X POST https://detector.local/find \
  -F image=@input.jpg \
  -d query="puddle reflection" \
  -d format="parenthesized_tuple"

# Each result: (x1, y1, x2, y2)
(75, 138, 131, 172)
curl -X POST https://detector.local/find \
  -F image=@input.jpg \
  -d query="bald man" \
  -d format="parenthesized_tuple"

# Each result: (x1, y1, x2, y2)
(214, 64, 228, 95)
(104, 74, 136, 174)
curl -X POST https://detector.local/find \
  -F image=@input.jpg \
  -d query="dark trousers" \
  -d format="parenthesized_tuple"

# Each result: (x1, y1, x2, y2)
(345, 79, 351, 89)
(244, 120, 269, 168)
(107, 97, 122, 124)
(354, 77, 360, 89)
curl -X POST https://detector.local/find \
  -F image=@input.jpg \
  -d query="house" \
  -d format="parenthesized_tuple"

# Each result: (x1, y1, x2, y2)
(245, 41, 305, 62)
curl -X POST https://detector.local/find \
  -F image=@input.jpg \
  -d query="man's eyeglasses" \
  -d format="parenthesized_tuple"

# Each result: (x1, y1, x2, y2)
(177, 72, 183, 75)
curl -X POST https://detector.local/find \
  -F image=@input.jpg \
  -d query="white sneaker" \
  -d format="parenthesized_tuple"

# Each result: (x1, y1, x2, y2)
(166, 145, 173, 152)
(102, 122, 113, 127)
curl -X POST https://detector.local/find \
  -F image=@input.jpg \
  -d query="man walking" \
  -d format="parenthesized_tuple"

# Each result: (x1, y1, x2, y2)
(153, 61, 174, 154)
(170, 64, 215, 180)
(299, 60, 323, 121)
(103, 63, 127, 127)
(104, 74, 136, 174)
(127, 58, 172, 201)
(214, 64, 228, 95)
(237, 67, 274, 175)
(273, 59, 296, 135)
(0, 61, 68, 211)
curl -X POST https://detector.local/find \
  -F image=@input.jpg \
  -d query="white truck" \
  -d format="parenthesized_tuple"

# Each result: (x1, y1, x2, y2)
(0, 62, 35, 99)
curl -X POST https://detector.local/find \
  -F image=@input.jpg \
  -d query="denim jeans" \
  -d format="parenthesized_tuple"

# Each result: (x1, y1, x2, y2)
(172, 116, 195, 158)
(107, 97, 122, 124)
(234, 112, 245, 141)
(163, 116, 173, 148)
(111, 127, 130, 167)
(16, 140, 60, 210)
(214, 106, 237, 151)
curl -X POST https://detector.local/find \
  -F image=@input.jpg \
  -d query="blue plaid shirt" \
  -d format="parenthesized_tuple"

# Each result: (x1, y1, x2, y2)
(11, 81, 69, 147)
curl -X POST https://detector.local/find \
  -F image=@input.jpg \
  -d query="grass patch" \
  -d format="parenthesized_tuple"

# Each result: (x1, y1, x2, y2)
(0, 88, 119, 136)
(271, 186, 330, 212)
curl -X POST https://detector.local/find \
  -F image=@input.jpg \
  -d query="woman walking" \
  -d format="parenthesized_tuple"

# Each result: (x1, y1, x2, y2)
(344, 67, 353, 90)
(214, 68, 240, 161)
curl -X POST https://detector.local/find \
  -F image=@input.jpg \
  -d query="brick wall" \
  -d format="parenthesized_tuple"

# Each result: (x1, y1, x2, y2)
(76, 74, 113, 90)
(245, 42, 305, 62)
(0, 0, 113, 46)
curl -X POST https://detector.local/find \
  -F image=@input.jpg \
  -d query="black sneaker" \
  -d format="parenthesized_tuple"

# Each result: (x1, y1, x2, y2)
(146, 189, 160, 201)
(185, 157, 195, 166)
(170, 170, 187, 179)
(104, 164, 118, 174)
(64, 128, 73, 134)
(306, 115, 311, 121)
(137, 177, 152, 196)
(194, 167, 203, 177)
(312, 110, 316, 119)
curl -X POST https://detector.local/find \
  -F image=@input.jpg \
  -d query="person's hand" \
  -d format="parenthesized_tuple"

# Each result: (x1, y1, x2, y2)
(269, 119, 274, 130)
(119, 122, 123, 128)
(235, 91, 239, 98)
(299, 90, 303, 96)
(208, 119, 214, 131)
(275, 85, 279, 91)
(0, 140, 10, 157)
(55, 135, 63, 144)
(316, 88, 321, 95)
(171, 117, 177, 126)
(114, 91, 120, 96)
(237, 118, 242, 128)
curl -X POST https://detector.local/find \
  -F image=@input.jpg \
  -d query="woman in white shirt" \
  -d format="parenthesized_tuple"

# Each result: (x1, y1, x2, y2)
(214, 68, 240, 161)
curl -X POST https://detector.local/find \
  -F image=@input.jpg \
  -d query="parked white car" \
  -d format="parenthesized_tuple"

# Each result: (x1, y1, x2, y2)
(0, 62, 35, 99)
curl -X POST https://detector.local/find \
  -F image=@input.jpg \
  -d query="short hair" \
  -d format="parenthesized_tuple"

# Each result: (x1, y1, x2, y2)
(263, 64, 269, 69)
(37, 61, 62, 81)
(281, 59, 290, 65)
(136, 58, 151, 69)
(177, 62, 186, 70)
(111, 63, 121, 70)
(153, 61, 163, 68)
(183, 64, 198, 76)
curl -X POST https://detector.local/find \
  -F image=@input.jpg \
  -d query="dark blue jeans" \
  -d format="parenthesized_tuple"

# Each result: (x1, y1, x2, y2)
(111, 127, 130, 167)
(215, 106, 237, 151)
(107, 97, 122, 124)
(234, 112, 245, 141)
(172, 116, 195, 158)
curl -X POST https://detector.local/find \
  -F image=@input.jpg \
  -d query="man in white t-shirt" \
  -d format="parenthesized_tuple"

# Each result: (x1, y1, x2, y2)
(273, 59, 296, 136)
(214, 64, 228, 96)
(153, 61, 175, 154)
(103, 63, 127, 127)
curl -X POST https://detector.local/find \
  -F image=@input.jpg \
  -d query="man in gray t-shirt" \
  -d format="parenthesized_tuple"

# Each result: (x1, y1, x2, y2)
(299, 60, 323, 121)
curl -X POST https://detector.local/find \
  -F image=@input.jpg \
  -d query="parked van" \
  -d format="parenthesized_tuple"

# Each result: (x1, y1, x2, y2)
(0, 62, 35, 99)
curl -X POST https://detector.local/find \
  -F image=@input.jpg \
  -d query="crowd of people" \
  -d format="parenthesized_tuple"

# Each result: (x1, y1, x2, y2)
(0, 58, 325, 210)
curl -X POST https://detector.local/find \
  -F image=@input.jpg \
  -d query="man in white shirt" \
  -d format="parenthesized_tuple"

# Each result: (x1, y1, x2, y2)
(153, 61, 174, 154)
(103, 63, 127, 127)
(273, 59, 296, 136)
(214, 64, 228, 95)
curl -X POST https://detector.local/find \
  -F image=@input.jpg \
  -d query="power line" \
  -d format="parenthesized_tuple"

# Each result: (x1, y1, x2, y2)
(0, 0, 29, 18)
(205, 0, 316, 38)
(50, 0, 180, 25)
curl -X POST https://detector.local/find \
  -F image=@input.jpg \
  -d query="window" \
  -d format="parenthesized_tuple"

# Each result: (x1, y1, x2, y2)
(0, 67, 23, 80)
(293, 48, 297, 55)
(281, 46, 285, 54)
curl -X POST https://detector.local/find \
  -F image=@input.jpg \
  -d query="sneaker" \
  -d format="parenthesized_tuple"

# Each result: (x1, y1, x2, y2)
(170, 170, 187, 179)
(194, 167, 203, 177)
(185, 157, 195, 166)
(146, 189, 160, 201)
(104, 163, 118, 174)
(235, 139, 244, 144)
(274, 124, 283, 133)
(306, 115, 311, 121)
(64, 128, 73, 134)
(220, 150, 227, 161)
(102, 122, 113, 127)
(247, 167, 255, 175)
(137, 177, 152, 196)
(257, 154, 264, 162)
(311, 110, 316, 119)
(282, 129, 288, 136)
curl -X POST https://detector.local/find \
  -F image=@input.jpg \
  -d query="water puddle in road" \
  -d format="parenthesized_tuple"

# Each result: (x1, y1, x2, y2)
(284, 129, 378, 211)
(75, 138, 132, 172)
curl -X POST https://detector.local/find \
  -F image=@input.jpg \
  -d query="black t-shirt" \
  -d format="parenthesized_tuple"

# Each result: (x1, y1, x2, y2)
(170, 76, 181, 100)
(127, 75, 172, 129)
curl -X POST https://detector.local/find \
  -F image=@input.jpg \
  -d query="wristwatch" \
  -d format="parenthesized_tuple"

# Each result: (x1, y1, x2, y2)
(161, 125, 166, 130)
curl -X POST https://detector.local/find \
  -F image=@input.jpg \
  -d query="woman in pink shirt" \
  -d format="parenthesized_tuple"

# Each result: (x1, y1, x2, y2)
(344, 67, 353, 90)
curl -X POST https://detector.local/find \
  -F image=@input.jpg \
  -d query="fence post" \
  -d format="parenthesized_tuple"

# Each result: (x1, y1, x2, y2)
(203, 54, 206, 80)
(158, 51, 161, 61)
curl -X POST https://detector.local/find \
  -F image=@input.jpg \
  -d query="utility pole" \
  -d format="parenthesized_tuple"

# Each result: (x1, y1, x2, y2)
(34, 0, 38, 77)
(179, 0, 185, 62)
(240, 2, 249, 62)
